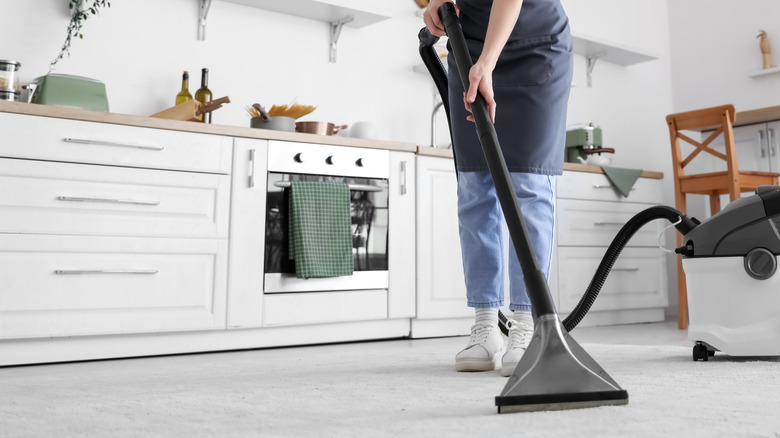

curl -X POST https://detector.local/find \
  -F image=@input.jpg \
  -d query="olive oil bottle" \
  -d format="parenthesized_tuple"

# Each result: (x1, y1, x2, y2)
(194, 68, 213, 123)
(175, 70, 193, 105)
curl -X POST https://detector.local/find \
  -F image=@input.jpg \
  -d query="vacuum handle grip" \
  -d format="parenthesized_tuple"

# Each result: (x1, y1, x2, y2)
(438, 2, 492, 134)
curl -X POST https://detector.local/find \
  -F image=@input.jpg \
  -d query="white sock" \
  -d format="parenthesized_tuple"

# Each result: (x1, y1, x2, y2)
(512, 310, 532, 326)
(475, 308, 498, 325)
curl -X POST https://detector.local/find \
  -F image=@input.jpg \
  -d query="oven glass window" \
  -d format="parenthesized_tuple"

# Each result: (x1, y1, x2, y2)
(265, 173, 389, 273)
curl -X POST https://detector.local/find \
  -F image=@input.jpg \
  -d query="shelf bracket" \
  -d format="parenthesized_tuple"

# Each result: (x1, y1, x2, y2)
(329, 16, 354, 63)
(198, 0, 213, 41)
(585, 51, 607, 87)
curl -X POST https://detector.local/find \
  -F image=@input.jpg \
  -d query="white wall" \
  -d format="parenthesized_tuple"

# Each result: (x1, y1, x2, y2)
(668, 0, 780, 113)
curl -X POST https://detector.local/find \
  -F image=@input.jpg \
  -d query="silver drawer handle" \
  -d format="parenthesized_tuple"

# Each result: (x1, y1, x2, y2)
(273, 181, 383, 192)
(593, 221, 626, 226)
(400, 161, 408, 195)
(248, 149, 256, 188)
(55, 269, 158, 275)
(63, 138, 165, 151)
(611, 267, 640, 272)
(57, 196, 160, 206)
(592, 184, 635, 191)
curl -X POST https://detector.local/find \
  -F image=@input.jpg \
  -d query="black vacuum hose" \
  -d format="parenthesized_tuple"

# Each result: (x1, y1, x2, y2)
(561, 205, 698, 332)
(418, 28, 452, 130)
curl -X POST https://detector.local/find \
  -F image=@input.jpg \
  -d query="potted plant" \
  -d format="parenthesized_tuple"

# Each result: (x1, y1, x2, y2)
(50, 0, 111, 71)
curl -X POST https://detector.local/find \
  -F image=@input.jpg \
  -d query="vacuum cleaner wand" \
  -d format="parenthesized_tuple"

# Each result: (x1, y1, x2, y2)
(422, 2, 629, 413)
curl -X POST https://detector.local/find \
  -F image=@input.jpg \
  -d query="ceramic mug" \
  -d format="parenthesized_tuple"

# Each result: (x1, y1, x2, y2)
(349, 121, 377, 140)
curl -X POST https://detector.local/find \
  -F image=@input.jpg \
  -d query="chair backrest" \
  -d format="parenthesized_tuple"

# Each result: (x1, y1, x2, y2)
(666, 104, 739, 178)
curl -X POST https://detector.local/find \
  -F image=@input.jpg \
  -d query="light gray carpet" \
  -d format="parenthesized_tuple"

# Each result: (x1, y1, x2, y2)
(1, 337, 779, 437)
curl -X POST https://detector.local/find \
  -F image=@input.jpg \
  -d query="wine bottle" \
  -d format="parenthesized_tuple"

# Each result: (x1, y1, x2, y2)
(194, 68, 213, 124)
(175, 70, 193, 105)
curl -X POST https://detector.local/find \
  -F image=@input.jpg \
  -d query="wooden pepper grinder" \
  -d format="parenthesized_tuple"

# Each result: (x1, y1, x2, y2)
(758, 30, 773, 69)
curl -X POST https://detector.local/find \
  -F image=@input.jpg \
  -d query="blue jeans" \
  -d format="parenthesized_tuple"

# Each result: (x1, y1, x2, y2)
(456, 171, 556, 312)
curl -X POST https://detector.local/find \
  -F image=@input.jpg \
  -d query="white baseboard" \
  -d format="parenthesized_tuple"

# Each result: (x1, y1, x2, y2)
(0, 319, 411, 367)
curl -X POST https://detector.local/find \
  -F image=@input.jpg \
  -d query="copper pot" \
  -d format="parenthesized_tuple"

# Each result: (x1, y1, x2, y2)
(295, 121, 348, 136)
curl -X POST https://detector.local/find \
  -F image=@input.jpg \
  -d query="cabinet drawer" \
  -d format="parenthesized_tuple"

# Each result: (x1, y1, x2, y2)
(0, 113, 232, 174)
(558, 171, 662, 203)
(0, 158, 229, 238)
(0, 234, 227, 339)
(557, 247, 668, 313)
(556, 199, 664, 247)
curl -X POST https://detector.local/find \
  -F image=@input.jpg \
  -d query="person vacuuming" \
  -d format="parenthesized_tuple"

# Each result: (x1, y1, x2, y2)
(422, 0, 572, 376)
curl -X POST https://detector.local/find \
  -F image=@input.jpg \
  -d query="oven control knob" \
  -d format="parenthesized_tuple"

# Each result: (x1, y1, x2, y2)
(326, 156, 335, 165)
(294, 153, 304, 163)
(355, 158, 364, 167)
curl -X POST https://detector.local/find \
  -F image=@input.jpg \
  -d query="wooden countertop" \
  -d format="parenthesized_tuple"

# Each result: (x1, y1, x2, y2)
(416, 145, 664, 179)
(734, 105, 780, 127)
(0, 101, 418, 153)
(686, 105, 780, 132)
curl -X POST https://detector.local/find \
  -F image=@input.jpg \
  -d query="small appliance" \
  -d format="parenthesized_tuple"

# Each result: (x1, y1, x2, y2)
(29, 73, 109, 112)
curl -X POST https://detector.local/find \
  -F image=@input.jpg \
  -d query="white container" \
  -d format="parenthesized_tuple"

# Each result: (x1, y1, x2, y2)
(684, 256, 780, 356)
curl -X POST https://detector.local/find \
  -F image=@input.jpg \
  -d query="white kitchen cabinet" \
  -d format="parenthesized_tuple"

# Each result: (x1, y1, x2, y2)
(698, 121, 780, 174)
(226, 138, 268, 328)
(412, 155, 470, 337)
(692, 119, 780, 213)
(0, 112, 232, 174)
(731, 121, 780, 173)
(0, 158, 230, 239)
(0, 234, 227, 339)
(0, 112, 232, 340)
(555, 171, 668, 326)
(410, 153, 669, 335)
(388, 151, 417, 319)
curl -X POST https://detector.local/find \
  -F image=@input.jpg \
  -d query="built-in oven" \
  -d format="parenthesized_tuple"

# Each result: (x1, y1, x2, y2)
(264, 141, 391, 293)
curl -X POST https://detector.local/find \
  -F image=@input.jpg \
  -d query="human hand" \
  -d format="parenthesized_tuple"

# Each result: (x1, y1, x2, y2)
(422, 0, 458, 37)
(463, 60, 496, 124)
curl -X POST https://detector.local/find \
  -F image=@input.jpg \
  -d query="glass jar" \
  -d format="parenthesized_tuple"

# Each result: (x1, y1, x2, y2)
(0, 60, 22, 93)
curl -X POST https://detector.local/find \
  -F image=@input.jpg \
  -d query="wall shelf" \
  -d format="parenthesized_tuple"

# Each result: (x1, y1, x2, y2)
(220, 0, 392, 28)
(571, 31, 658, 87)
(215, 0, 392, 62)
(748, 66, 780, 78)
(571, 32, 659, 66)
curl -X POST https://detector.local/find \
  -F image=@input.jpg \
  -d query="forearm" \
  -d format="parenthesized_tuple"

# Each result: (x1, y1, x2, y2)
(479, 0, 523, 69)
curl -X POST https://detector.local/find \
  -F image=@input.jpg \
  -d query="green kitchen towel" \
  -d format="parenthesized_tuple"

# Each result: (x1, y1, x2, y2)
(288, 181, 353, 279)
(601, 166, 643, 197)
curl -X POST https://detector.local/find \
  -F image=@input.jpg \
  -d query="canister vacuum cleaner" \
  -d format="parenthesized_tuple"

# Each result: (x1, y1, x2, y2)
(419, 2, 780, 414)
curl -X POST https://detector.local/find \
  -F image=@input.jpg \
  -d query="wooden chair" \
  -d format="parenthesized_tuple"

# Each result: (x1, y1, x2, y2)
(666, 104, 779, 329)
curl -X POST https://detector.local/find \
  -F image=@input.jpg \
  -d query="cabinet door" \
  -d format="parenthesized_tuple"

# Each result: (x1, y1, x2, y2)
(415, 156, 469, 319)
(0, 158, 229, 239)
(700, 124, 769, 173)
(226, 138, 268, 328)
(0, 234, 227, 339)
(557, 247, 668, 314)
(388, 151, 416, 318)
(0, 112, 232, 174)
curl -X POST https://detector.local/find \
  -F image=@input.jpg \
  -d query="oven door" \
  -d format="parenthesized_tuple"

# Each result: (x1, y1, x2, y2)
(263, 141, 390, 293)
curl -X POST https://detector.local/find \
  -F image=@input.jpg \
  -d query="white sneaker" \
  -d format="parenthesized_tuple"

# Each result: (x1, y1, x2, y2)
(501, 319, 534, 377)
(455, 322, 505, 372)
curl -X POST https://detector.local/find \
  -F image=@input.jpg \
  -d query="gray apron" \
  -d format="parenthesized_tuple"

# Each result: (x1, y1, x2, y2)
(448, 0, 573, 174)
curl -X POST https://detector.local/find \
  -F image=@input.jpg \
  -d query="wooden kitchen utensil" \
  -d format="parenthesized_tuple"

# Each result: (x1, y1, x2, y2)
(151, 96, 230, 121)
